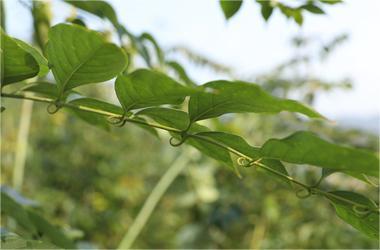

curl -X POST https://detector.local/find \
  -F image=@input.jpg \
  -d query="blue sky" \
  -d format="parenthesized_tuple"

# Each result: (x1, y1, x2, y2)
(5, 0, 380, 120)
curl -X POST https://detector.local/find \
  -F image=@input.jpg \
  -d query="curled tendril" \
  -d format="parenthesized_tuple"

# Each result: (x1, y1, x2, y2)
(295, 187, 313, 199)
(352, 205, 372, 218)
(237, 157, 253, 168)
(107, 115, 127, 127)
(47, 103, 61, 114)
(169, 136, 187, 147)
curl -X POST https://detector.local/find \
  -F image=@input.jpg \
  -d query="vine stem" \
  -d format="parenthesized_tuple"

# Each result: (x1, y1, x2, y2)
(1, 92, 379, 213)
(117, 151, 192, 249)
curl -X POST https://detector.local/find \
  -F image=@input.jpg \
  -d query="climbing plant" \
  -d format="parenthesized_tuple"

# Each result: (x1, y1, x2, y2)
(1, 0, 378, 249)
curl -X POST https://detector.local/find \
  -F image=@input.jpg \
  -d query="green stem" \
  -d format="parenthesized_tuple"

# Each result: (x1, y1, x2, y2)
(1, 92, 378, 212)
(117, 151, 191, 249)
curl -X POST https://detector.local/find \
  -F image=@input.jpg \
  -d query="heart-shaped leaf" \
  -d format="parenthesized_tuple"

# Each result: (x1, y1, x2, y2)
(46, 24, 127, 96)
(115, 69, 195, 111)
(188, 80, 324, 123)
(1, 30, 39, 86)
(260, 131, 379, 177)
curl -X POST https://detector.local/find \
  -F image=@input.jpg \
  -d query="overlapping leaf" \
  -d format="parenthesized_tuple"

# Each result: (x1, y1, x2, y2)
(326, 191, 379, 239)
(115, 69, 195, 111)
(194, 131, 290, 183)
(1, 30, 39, 85)
(13, 38, 49, 77)
(260, 131, 379, 177)
(46, 24, 127, 95)
(188, 80, 324, 123)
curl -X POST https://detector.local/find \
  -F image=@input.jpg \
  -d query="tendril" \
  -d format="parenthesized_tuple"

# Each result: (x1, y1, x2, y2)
(353, 205, 372, 218)
(47, 102, 61, 114)
(107, 115, 127, 127)
(237, 157, 253, 168)
(169, 135, 187, 147)
(295, 187, 313, 199)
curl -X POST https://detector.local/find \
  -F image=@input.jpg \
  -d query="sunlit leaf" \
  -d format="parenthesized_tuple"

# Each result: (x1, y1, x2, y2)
(220, 0, 243, 20)
(1, 30, 39, 85)
(46, 24, 127, 95)
(260, 131, 379, 177)
(326, 191, 379, 239)
(188, 80, 324, 123)
(115, 69, 195, 111)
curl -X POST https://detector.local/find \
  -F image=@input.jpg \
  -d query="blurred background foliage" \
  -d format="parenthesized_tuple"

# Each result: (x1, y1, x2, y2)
(1, 0, 379, 249)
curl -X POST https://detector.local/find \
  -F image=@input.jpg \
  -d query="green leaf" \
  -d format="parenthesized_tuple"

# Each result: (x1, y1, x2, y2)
(20, 82, 80, 102)
(301, 4, 325, 14)
(260, 131, 379, 177)
(188, 80, 324, 123)
(136, 107, 189, 131)
(13, 38, 49, 77)
(46, 24, 127, 95)
(68, 97, 124, 115)
(320, 0, 342, 5)
(191, 131, 290, 183)
(132, 116, 159, 137)
(166, 60, 196, 86)
(68, 108, 110, 131)
(326, 191, 379, 239)
(0, 231, 60, 249)
(259, 159, 292, 186)
(115, 69, 195, 111)
(194, 131, 261, 160)
(1, 190, 37, 234)
(220, 0, 243, 20)
(64, 0, 119, 27)
(20, 82, 60, 99)
(278, 4, 303, 26)
(140, 32, 164, 65)
(187, 136, 233, 168)
(257, 0, 274, 21)
(1, 30, 39, 85)
(27, 212, 75, 249)
(1, 189, 75, 248)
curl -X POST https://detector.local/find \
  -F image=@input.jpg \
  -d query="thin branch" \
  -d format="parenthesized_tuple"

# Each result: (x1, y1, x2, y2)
(1, 92, 378, 213)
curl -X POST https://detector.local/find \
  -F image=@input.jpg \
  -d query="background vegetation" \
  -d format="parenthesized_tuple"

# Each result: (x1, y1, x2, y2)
(1, 0, 379, 249)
